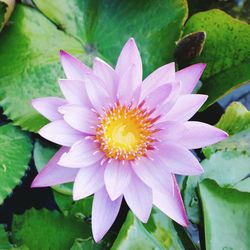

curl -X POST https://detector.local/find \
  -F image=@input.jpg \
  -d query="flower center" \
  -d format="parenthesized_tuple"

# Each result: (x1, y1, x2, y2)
(96, 102, 157, 161)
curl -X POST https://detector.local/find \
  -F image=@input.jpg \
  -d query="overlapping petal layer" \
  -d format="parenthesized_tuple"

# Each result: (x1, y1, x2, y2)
(32, 38, 228, 242)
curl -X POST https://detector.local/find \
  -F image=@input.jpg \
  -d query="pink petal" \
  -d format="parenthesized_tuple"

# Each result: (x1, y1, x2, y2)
(60, 50, 91, 79)
(176, 64, 206, 94)
(118, 64, 141, 104)
(158, 143, 204, 175)
(63, 105, 97, 134)
(92, 187, 122, 242)
(141, 62, 175, 100)
(73, 163, 105, 200)
(115, 38, 142, 81)
(162, 94, 208, 122)
(104, 160, 132, 201)
(153, 81, 181, 120)
(58, 139, 103, 168)
(31, 147, 78, 187)
(154, 121, 186, 142)
(39, 120, 84, 146)
(124, 172, 152, 223)
(132, 156, 173, 194)
(144, 83, 172, 110)
(58, 79, 92, 107)
(153, 176, 188, 227)
(32, 97, 66, 121)
(83, 73, 111, 114)
(181, 121, 228, 149)
(93, 57, 118, 100)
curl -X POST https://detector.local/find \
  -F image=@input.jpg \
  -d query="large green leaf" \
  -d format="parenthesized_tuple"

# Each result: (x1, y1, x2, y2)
(12, 209, 92, 250)
(54, 191, 92, 219)
(33, 0, 188, 76)
(0, 124, 32, 205)
(199, 179, 250, 250)
(0, 5, 84, 132)
(182, 10, 250, 109)
(111, 208, 195, 250)
(183, 150, 250, 224)
(0, 1, 188, 132)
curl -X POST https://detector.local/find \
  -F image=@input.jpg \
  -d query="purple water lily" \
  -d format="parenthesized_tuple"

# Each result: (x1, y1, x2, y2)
(31, 38, 227, 242)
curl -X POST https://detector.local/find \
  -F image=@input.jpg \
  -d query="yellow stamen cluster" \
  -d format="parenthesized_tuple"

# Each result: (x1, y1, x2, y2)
(96, 102, 158, 161)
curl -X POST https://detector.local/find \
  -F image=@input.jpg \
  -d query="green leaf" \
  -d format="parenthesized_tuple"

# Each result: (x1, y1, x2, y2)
(0, 225, 12, 249)
(203, 102, 250, 158)
(0, 4, 84, 132)
(54, 191, 92, 219)
(111, 211, 164, 250)
(216, 102, 250, 136)
(112, 208, 194, 250)
(70, 238, 103, 250)
(33, 0, 188, 76)
(12, 209, 92, 250)
(182, 9, 250, 109)
(0, 1, 188, 132)
(183, 150, 250, 224)
(199, 179, 250, 250)
(0, 124, 32, 205)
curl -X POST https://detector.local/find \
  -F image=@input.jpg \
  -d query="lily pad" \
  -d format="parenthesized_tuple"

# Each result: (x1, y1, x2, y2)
(12, 209, 92, 250)
(182, 10, 250, 108)
(0, 4, 84, 132)
(183, 150, 250, 224)
(0, 124, 32, 205)
(199, 179, 250, 250)
(111, 208, 195, 250)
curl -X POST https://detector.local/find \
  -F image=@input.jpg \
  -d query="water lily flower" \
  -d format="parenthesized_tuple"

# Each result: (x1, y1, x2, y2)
(31, 38, 228, 242)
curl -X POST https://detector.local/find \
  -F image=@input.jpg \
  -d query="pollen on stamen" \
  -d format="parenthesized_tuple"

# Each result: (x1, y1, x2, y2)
(95, 101, 158, 161)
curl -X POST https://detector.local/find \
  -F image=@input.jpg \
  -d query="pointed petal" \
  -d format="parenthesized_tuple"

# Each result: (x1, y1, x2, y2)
(153, 81, 181, 120)
(159, 143, 204, 175)
(92, 187, 122, 242)
(73, 163, 105, 200)
(58, 79, 91, 107)
(60, 50, 91, 79)
(104, 160, 132, 201)
(144, 83, 172, 110)
(181, 121, 228, 149)
(39, 120, 83, 146)
(118, 64, 141, 104)
(116, 38, 142, 81)
(154, 121, 186, 142)
(176, 64, 206, 94)
(83, 73, 111, 114)
(31, 147, 78, 187)
(32, 97, 66, 121)
(63, 105, 97, 134)
(58, 139, 103, 168)
(133, 156, 173, 194)
(124, 172, 152, 223)
(141, 62, 175, 100)
(93, 57, 118, 100)
(162, 94, 208, 122)
(153, 176, 188, 227)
